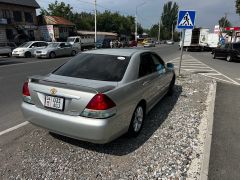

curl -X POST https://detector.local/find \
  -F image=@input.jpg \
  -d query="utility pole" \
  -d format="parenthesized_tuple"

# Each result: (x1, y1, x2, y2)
(94, 0, 97, 48)
(172, 23, 174, 40)
(158, 17, 161, 42)
(135, 9, 137, 41)
(135, 2, 146, 42)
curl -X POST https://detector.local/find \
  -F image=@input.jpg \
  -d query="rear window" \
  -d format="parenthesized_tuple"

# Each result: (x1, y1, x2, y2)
(53, 53, 130, 82)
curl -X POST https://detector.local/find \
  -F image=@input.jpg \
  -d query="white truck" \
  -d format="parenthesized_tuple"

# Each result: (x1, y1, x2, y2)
(179, 28, 210, 51)
(207, 33, 219, 49)
(67, 36, 95, 50)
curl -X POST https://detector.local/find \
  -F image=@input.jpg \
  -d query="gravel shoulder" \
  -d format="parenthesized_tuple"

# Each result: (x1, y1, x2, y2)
(0, 72, 213, 179)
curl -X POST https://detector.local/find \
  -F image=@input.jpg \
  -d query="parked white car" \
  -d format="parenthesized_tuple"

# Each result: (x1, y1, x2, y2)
(12, 41, 48, 58)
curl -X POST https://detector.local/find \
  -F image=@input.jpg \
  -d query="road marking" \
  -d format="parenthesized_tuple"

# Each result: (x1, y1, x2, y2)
(0, 57, 67, 68)
(0, 121, 29, 136)
(169, 55, 240, 86)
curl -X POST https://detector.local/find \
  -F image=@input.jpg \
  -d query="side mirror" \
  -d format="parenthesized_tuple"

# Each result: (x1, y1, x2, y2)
(166, 63, 174, 70)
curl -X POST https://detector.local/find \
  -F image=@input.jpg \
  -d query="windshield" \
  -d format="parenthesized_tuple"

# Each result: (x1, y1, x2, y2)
(67, 38, 75, 42)
(19, 42, 32, 48)
(53, 53, 130, 81)
(47, 43, 59, 48)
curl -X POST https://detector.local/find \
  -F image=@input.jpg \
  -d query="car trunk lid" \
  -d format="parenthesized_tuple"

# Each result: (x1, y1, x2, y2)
(28, 74, 117, 116)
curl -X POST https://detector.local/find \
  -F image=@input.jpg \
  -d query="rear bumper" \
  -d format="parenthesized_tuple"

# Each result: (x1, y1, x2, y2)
(21, 102, 126, 144)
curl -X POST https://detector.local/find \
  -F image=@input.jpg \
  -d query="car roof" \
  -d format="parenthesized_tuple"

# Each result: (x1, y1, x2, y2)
(83, 48, 150, 56)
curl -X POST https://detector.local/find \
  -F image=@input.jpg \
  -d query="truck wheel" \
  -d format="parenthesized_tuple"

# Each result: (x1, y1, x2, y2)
(226, 55, 232, 62)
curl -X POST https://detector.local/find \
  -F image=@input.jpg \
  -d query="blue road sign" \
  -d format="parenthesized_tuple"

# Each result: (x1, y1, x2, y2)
(177, 10, 196, 29)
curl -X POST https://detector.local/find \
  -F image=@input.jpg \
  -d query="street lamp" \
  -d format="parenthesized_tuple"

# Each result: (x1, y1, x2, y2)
(135, 2, 146, 41)
(94, 0, 97, 48)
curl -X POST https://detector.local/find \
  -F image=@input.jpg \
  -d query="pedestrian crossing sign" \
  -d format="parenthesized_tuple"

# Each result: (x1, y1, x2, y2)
(177, 10, 196, 29)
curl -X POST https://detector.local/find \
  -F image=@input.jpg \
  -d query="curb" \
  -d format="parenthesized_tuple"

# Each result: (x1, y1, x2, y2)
(200, 81, 217, 180)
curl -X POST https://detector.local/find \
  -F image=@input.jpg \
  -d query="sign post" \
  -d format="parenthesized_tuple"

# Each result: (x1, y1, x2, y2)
(177, 10, 196, 76)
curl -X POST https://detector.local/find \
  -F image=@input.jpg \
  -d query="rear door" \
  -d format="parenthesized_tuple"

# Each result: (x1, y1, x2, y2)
(138, 53, 159, 108)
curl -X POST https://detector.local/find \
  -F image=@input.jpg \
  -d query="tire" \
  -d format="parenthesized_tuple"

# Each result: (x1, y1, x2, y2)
(212, 52, 216, 59)
(167, 75, 176, 96)
(7, 52, 11, 57)
(226, 55, 232, 62)
(71, 50, 76, 56)
(25, 51, 31, 58)
(49, 52, 56, 59)
(128, 104, 145, 137)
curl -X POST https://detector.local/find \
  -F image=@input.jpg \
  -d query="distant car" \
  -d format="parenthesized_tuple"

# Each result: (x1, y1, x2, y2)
(21, 49, 176, 144)
(12, 41, 48, 58)
(166, 40, 174, 45)
(212, 42, 240, 62)
(129, 40, 137, 47)
(144, 41, 156, 47)
(34, 42, 78, 59)
(0, 42, 16, 57)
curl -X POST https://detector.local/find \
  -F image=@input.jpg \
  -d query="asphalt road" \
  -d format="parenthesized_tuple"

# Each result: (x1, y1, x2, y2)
(208, 82, 240, 180)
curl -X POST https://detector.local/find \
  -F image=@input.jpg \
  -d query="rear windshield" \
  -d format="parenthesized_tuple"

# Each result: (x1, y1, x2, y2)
(53, 53, 130, 82)
(233, 43, 240, 49)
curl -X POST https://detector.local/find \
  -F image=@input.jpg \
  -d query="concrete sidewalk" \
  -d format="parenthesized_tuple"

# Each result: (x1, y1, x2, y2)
(208, 82, 240, 180)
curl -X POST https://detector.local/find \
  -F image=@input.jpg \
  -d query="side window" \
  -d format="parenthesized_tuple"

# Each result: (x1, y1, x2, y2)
(151, 54, 165, 74)
(138, 53, 156, 78)
(30, 42, 38, 48)
(59, 43, 65, 48)
(75, 38, 80, 43)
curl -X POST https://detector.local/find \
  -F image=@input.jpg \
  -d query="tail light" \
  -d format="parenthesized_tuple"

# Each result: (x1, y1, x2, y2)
(22, 82, 30, 96)
(81, 94, 116, 119)
(22, 81, 33, 104)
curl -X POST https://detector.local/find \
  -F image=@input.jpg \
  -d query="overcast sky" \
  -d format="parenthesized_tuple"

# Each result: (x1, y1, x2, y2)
(37, 0, 240, 32)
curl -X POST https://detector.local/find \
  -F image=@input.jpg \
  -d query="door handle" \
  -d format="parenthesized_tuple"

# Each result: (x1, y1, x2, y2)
(143, 81, 150, 86)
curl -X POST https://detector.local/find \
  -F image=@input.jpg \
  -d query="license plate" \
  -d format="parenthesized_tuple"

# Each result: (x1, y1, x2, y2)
(44, 95, 64, 111)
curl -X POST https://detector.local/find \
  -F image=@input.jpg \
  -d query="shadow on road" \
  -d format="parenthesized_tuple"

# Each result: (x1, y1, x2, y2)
(50, 85, 182, 156)
(0, 59, 24, 66)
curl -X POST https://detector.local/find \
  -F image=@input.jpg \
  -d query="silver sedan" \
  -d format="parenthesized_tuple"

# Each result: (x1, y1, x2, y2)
(21, 49, 175, 144)
(34, 42, 79, 58)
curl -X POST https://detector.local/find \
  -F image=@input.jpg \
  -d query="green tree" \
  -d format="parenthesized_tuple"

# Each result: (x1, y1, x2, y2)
(42, 0, 73, 19)
(161, 1, 179, 40)
(149, 24, 159, 38)
(218, 16, 231, 28)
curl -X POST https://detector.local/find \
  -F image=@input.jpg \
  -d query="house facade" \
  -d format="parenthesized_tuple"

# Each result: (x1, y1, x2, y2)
(38, 16, 76, 42)
(0, 0, 40, 44)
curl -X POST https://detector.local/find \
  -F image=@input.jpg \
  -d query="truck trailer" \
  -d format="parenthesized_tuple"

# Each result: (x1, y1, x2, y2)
(179, 28, 210, 51)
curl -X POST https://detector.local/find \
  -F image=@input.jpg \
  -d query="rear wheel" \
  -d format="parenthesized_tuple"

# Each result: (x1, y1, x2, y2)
(128, 104, 145, 137)
(25, 51, 31, 58)
(49, 52, 56, 59)
(226, 55, 232, 62)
